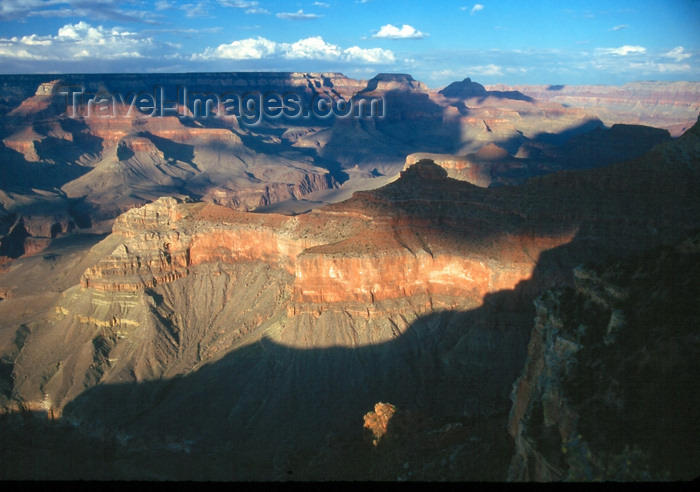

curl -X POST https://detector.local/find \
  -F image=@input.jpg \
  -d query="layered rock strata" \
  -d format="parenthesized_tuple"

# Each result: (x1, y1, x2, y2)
(79, 169, 568, 314)
(486, 81, 700, 136)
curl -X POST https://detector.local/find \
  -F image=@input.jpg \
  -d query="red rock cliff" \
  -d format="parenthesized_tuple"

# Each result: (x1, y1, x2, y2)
(80, 162, 577, 315)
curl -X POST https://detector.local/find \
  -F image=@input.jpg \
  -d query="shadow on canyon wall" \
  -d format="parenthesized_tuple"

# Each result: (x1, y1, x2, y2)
(0, 86, 697, 480)
(4, 213, 697, 481)
(0, 255, 548, 480)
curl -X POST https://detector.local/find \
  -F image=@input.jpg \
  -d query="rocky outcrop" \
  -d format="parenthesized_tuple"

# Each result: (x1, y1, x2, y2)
(508, 234, 700, 481)
(199, 171, 334, 212)
(0, 211, 69, 262)
(80, 162, 578, 316)
(404, 153, 493, 187)
(405, 144, 539, 187)
(79, 114, 243, 150)
(408, 118, 677, 188)
(440, 77, 532, 102)
(2, 127, 44, 162)
(7, 80, 62, 117)
(291, 245, 541, 309)
(440, 77, 489, 99)
(361, 73, 429, 93)
(80, 197, 308, 291)
(363, 402, 397, 446)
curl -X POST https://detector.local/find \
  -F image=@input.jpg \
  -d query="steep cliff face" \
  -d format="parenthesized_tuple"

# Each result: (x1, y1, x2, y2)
(22, 110, 699, 403)
(508, 234, 700, 481)
(57, 112, 336, 218)
(78, 176, 568, 313)
(0, 73, 352, 230)
(79, 197, 313, 292)
(4, 160, 575, 440)
(7, 80, 64, 118)
(0, 190, 76, 264)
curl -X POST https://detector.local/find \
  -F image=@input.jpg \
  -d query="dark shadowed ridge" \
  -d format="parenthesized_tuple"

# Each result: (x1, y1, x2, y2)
(439, 77, 534, 102)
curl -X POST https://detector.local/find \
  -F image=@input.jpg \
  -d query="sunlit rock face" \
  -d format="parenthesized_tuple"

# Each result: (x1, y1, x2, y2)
(78, 109, 700, 311)
(79, 163, 576, 313)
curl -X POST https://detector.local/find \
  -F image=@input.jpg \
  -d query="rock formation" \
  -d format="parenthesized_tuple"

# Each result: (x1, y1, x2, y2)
(440, 77, 532, 102)
(508, 233, 700, 481)
(75, 166, 573, 318)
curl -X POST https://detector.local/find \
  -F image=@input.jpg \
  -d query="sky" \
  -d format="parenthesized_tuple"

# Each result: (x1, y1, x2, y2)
(0, 0, 698, 88)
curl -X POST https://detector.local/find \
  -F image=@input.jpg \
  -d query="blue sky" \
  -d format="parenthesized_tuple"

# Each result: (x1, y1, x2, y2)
(0, 0, 698, 87)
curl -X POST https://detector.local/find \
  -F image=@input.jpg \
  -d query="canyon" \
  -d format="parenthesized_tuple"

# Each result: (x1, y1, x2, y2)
(0, 72, 699, 481)
(2, 73, 695, 266)
(486, 80, 700, 137)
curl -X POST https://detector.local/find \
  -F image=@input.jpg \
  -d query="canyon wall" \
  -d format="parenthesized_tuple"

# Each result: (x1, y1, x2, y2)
(79, 187, 565, 313)
(508, 234, 700, 481)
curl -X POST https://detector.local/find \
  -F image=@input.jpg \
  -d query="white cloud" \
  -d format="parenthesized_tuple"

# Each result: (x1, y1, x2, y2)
(180, 1, 211, 18)
(218, 0, 258, 7)
(429, 64, 502, 79)
(155, 0, 175, 10)
(313, 2, 330, 7)
(414, 46, 699, 88)
(589, 45, 695, 77)
(372, 24, 427, 40)
(343, 46, 395, 64)
(471, 4, 484, 15)
(0, 21, 162, 61)
(276, 9, 323, 20)
(610, 24, 629, 31)
(629, 61, 692, 73)
(195, 36, 278, 60)
(156, 0, 217, 17)
(431, 69, 465, 80)
(218, 0, 268, 13)
(142, 26, 223, 36)
(15, 34, 52, 46)
(468, 64, 502, 76)
(664, 46, 691, 62)
(598, 45, 646, 56)
(282, 37, 341, 60)
(194, 35, 395, 65)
